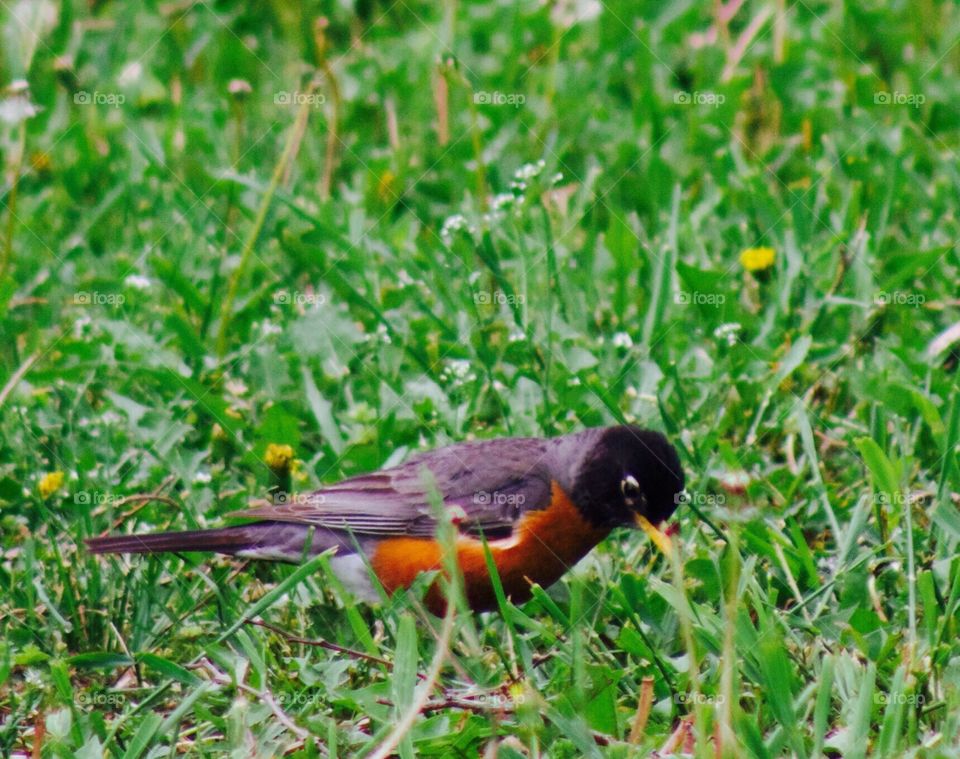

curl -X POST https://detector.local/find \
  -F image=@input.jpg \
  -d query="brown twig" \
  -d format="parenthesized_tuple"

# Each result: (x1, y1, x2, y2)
(98, 475, 179, 531)
(628, 676, 655, 745)
(0, 350, 40, 408)
(248, 618, 413, 675)
(314, 18, 341, 200)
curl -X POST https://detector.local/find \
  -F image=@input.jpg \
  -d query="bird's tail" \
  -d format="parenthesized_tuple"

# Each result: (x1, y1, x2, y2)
(86, 526, 259, 555)
(85, 521, 335, 561)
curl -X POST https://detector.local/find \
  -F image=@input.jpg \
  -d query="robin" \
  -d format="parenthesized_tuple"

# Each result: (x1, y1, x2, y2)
(86, 425, 684, 614)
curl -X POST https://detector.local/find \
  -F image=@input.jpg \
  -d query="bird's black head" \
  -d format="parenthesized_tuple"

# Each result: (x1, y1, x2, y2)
(570, 426, 685, 529)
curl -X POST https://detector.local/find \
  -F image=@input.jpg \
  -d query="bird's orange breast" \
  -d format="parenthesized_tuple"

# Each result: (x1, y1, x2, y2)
(369, 482, 610, 613)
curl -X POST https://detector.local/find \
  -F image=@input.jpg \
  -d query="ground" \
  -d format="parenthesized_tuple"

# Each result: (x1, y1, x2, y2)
(2, 0, 960, 756)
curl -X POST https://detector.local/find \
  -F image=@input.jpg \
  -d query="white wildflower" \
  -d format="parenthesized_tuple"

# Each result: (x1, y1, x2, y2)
(118, 61, 143, 86)
(514, 160, 546, 181)
(447, 359, 471, 379)
(124, 274, 151, 290)
(713, 322, 742, 347)
(441, 213, 470, 243)
(260, 321, 282, 337)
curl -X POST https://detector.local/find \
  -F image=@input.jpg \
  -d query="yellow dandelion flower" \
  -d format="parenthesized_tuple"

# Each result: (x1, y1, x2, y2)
(739, 246, 775, 272)
(39, 471, 65, 499)
(265, 443, 295, 470)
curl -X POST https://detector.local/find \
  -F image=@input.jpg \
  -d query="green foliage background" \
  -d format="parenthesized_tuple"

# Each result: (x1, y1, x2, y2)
(2, 0, 960, 756)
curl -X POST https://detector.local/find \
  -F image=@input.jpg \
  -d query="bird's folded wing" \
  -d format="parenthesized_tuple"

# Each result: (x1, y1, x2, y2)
(229, 437, 554, 538)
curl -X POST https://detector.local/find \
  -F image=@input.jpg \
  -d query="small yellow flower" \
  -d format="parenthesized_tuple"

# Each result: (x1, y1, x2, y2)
(30, 151, 52, 173)
(265, 443, 295, 471)
(377, 170, 398, 202)
(739, 246, 776, 272)
(39, 471, 65, 499)
(291, 458, 308, 483)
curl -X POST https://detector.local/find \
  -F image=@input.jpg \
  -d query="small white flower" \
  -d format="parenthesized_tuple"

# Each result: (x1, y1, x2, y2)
(0, 95, 37, 124)
(713, 322, 742, 347)
(124, 274, 151, 290)
(718, 470, 750, 490)
(550, 0, 602, 28)
(228, 79, 252, 96)
(612, 331, 633, 349)
(441, 213, 470, 243)
(194, 471, 212, 484)
(118, 61, 143, 86)
(260, 321, 282, 337)
(225, 378, 248, 396)
(447, 359, 471, 379)
(514, 160, 546, 181)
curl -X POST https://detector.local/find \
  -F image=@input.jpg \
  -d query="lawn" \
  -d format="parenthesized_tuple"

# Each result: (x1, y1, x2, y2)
(2, 0, 960, 756)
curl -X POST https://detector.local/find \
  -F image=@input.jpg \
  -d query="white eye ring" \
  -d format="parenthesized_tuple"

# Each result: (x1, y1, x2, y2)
(621, 475, 640, 499)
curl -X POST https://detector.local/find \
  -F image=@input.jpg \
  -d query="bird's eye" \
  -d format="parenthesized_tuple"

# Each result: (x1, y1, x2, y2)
(621, 475, 641, 500)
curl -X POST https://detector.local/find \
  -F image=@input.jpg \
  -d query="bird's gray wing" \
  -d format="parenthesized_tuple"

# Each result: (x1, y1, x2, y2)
(230, 436, 556, 538)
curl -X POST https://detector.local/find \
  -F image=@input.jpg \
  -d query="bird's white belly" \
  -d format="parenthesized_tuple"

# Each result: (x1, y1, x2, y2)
(329, 553, 380, 602)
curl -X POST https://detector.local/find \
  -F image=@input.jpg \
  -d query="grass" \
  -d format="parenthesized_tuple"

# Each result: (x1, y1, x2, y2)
(2, 0, 960, 756)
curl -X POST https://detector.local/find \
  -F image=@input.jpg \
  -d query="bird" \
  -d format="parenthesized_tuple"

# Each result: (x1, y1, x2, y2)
(86, 425, 685, 614)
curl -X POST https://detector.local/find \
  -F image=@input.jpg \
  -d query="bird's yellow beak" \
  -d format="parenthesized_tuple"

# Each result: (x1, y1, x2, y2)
(634, 514, 673, 557)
